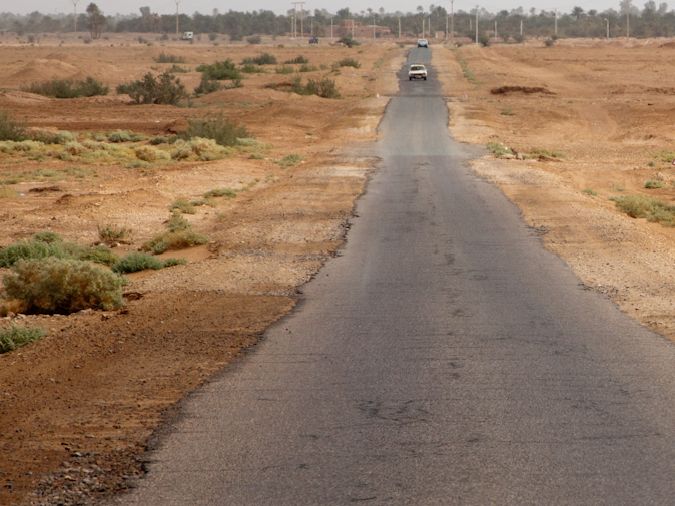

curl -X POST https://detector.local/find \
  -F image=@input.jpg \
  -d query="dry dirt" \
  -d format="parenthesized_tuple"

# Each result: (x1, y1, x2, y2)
(0, 35, 403, 505)
(1, 34, 674, 506)
(434, 38, 674, 339)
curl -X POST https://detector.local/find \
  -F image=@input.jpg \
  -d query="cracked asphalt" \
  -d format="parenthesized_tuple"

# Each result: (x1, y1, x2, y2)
(115, 48, 675, 505)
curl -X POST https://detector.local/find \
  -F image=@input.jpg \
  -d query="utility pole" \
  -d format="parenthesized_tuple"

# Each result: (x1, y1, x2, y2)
(445, 14, 448, 40)
(475, 6, 479, 44)
(372, 16, 375, 40)
(494, 19, 497, 39)
(291, 2, 305, 39)
(520, 18, 523, 37)
(429, 15, 432, 38)
(450, 0, 455, 43)
(398, 17, 401, 39)
(626, 13, 630, 37)
(604, 17, 609, 39)
(330, 16, 333, 41)
(175, 0, 180, 36)
(71, 0, 79, 32)
(554, 9, 558, 36)
(351, 18, 355, 39)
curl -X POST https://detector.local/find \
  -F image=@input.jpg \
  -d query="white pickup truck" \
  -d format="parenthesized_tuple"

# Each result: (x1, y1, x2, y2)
(408, 64, 428, 81)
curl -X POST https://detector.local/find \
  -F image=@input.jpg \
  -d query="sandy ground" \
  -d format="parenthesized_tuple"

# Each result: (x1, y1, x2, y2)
(434, 39, 675, 340)
(0, 36, 403, 505)
(1, 34, 674, 505)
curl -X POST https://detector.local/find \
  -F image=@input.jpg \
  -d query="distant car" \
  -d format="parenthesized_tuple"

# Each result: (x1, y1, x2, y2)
(417, 38, 429, 48)
(408, 63, 428, 80)
(181, 31, 194, 41)
(309, 36, 319, 44)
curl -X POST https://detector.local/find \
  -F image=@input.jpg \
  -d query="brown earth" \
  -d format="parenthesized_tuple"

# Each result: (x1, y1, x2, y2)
(0, 37, 403, 505)
(433, 38, 675, 339)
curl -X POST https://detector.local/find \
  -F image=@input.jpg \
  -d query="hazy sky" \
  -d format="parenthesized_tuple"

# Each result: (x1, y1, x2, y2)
(8, 1, 632, 16)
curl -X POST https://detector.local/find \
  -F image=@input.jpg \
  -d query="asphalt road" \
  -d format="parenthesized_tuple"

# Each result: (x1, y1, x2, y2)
(118, 48, 675, 505)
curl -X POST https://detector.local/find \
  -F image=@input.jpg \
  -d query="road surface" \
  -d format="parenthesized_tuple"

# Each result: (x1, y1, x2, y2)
(117, 48, 675, 505)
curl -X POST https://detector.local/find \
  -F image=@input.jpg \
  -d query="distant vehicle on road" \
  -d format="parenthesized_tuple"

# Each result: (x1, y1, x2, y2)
(181, 31, 193, 41)
(417, 38, 429, 48)
(408, 63, 428, 80)
(309, 36, 319, 44)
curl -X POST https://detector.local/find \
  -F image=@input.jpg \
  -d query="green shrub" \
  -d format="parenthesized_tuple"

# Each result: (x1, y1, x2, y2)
(299, 64, 317, 72)
(196, 59, 241, 80)
(241, 64, 264, 73)
(141, 230, 207, 254)
(241, 53, 277, 65)
(154, 52, 185, 63)
(112, 252, 164, 273)
(204, 187, 237, 198)
(0, 325, 45, 353)
(285, 55, 309, 64)
(170, 138, 228, 161)
(337, 57, 360, 68)
(32, 231, 61, 243)
(116, 71, 187, 105)
(98, 224, 131, 245)
(3, 258, 124, 314)
(0, 112, 27, 141)
(644, 180, 664, 189)
(544, 38, 556, 47)
(168, 64, 189, 73)
(612, 194, 675, 226)
(23, 77, 108, 98)
(478, 34, 491, 47)
(288, 77, 340, 98)
(169, 198, 196, 214)
(29, 130, 75, 144)
(166, 211, 190, 231)
(108, 130, 143, 143)
(486, 141, 514, 158)
(275, 65, 295, 74)
(149, 135, 178, 145)
(194, 76, 221, 95)
(135, 145, 170, 162)
(184, 114, 249, 146)
(277, 154, 302, 167)
(0, 235, 117, 268)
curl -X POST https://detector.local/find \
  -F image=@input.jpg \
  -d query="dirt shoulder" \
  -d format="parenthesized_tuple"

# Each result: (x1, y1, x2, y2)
(0, 39, 404, 505)
(433, 40, 675, 339)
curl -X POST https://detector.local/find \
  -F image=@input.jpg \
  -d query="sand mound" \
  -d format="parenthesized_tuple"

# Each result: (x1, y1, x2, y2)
(10, 58, 81, 83)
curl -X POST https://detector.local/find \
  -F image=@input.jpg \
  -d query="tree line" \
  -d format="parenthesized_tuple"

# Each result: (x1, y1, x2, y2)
(2, 1, 675, 41)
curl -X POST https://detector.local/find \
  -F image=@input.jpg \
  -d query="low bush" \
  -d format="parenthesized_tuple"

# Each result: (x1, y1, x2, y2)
(486, 141, 514, 158)
(112, 251, 185, 273)
(171, 138, 228, 161)
(204, 187, 237, 198)
(168, 64, 189, 73)
(246, 35, 262, 44)
(612, 194, 675, 226)
(98, 224, 131, 245)
(184, 114, 249, 147)
(277, 153, 302, 167)
(299, 64, 317, 72)
(29, 130, 75, 144)
(241, 64, 264, 73)
(196, 59, 241, 80)
(194, 76, 221, 95)
(285, 55, 309, 64)
(135, 145, 170, 162)
(241, 53, 277, 65)
(108, 130, 143, 143)
(644, 179, 664, 189)
(0, 112, 27, 141)
(275, 65, 294, 74)
(289, 77, 340, 98)
(0, 325, 45, 353)
(154, 52, 185, 63)
(23, 77, 109, 98)
(0, 233, 117, 268)
(116, 71, 187, 105)
(3, 257, 125, 314)
(336, 57, 360, 68)
(169, 198, 196, 214)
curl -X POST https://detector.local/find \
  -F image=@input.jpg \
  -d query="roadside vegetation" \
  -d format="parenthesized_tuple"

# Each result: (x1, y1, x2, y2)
(111, 252, 185, 274)
(116, 71, 187, 105)
(612, 194, 675, 227)
(0, 325, 45, 353)
(22, 77, 108, 98)
(141, 212, 208, 254)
